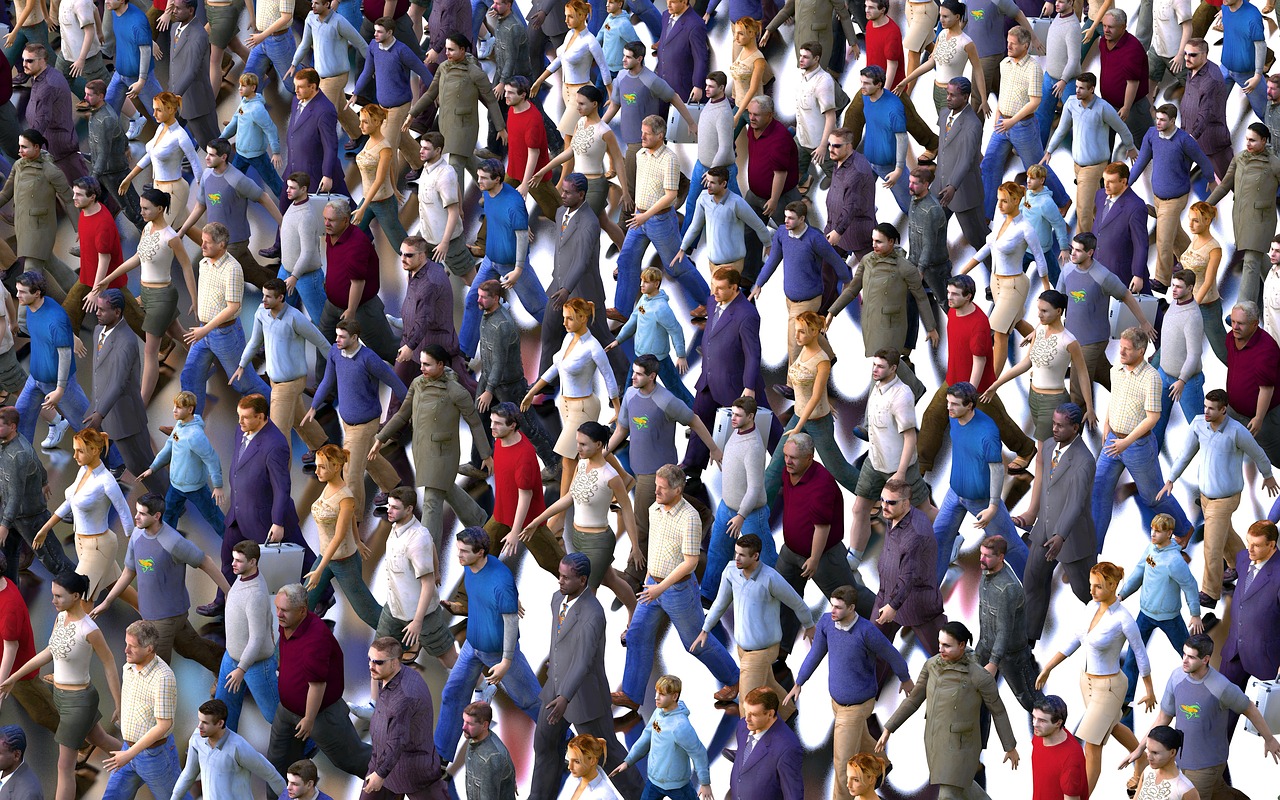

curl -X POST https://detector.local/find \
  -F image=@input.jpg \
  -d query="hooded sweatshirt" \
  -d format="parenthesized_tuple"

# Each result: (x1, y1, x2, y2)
(149, 415, 223, 493)
(1119, 541, 1202, 621)
(624, 700, 710, 790)
(615, 289, 687, 359)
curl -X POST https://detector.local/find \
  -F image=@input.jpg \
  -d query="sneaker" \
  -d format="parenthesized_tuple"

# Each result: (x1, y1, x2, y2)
(41, 416, 70, 449)
(126, 114, 146, 141)
(473, 681, 497, 704)
(386, 314, 404, 334)
(348, 701, 376, 720)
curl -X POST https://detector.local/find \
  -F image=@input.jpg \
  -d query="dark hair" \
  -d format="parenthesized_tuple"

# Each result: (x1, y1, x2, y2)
(477, 279, 505, 300)
(422, 343, 450, 365)
(731, 395, 757, 416)
(491, 402, 520, 429)
(706, 165, 731, 184)
(634, 354, 661, 375)
(1205, 388, 1228, 407)
(1076, 71, 1097, 88)
(1184, 633, 1214, 658)
(18, 129, 45, 147)
(577, 84, 605, 109)
(1155, 103, 1178, 120)
(287, 760, 319, 785)
(623, 40, 646, 59)
(736, 533, 763, 556)
(476, 158, 505, 182)
(463, 701, 493, 724)
(941, 620, 973, 645)
(564, 172, 588, 193)
(335, 318, 361, 338)
(507, 75, 531, 98)
(371, 636, 404, 659)
(0, 408, 15, 427)
(945, 382, 978, 409)
(198, 699, 229, 724)
(873, 222, 900, 242)
(232, 539, 261, 562)
(445, 33, 471, 51)
(1072, 231, 1097, 252)
(1055, 402, 1084, 429)
(0, 726, 26, 758)
(237, 393, 269, 417)
(873, 347, 900, 368)
(1147, 725, 1184, 753)
(206, 137, 233, 158)
(53, 571, 91, 598)
(830, 585, 859, 606)
(72, 176, 103, 201)
(1039, 289, 1067, 311)
(562, 552, 591, 578)
(784, 199, 809, 219)
(287, 171, 310, 190)
(1250, 121, 1272, 141)
(940, 0, 967, 19)
(948, 76, 972, 95)
(138, 492, 165, 516)
(1033, 695, 1068, 725)
(387, 486, 417, 513)
(860, 65, 886, 86)
(262, 278, 288, 296)
(577, 420, 610, 446)
(101, 288, 125, 311)
(799, 39, 823, 58)
(140, 187, 172, 210)
(947, 274, 976, 299)
(456, 526, 491, 555)
(707, 70, 727, 89)
(980, 535, 1008, 555)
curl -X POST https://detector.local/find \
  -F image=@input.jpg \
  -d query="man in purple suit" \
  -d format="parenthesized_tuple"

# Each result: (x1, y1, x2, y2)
(1220, 520, 1280, 739)
(654, 0, 709, 108)
(727, 687, 803, 800)
(199, 394, 317, 616)
(681, 267, 782, 480)
(1091, 162, 1150, 293)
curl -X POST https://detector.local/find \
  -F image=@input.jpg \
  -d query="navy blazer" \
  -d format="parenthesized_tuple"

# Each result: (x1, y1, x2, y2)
(225, 420, 302, 540)
(1222, 551, 1280, 680)
(694, 293, 764, 402)
(284, 91, 349, 197)
(728, 719, 804, 800)
(654, 11, 709, 108)
(1091, 187, 1149, 288)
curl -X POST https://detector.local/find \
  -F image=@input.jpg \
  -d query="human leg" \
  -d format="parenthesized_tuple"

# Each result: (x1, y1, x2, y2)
(1091, 432, 1127, 552)
(980, 128, 1015, 220)
(327, 553, 384, 629)
(660, 576, 739, 686)
(433, 641, 487, 761)
(932, 489, 967, 585)
(831, 697, 879, 800)
(618, 579, 671, 703)
(1200, 493, 1242, 602)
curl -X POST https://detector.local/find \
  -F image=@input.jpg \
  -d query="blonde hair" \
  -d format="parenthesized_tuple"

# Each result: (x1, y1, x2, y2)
(1190, 201, 1217, 224)
(360, 103, 389, 132)
(173, 391, 197, 410)
(734, 17, 762, 40)
(640, 267, 663, 284)
(998, 181, 1026, 205)
(74, 428, 109, 457)
(795, 310, 824, 332)
(566, 0, 590, 20)
(239, 72, 259, 89)
(567, 735, 606, 764)
(654, 674, 682, 695)
(564, 297, 595, 322)
(1091, 561, 1125, 586)
(1151, 513, 1175, 532)
(153, 91, 182, 115)
(846, 752, 889, 788)
(315, 444, 351, 478)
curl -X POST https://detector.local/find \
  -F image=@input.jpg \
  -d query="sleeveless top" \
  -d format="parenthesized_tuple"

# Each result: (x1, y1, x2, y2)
(571, 460, 618, 529)
(312, 485, 356, 561)
(731, 48, 772, 106)
(1134, 768, 1196, 800)
(356, 139, 394, 202)
(788, 349, 832, 419)
(933, 30, 973, 83)
(1180, 236, 1221, 304)
(136, 223, 178, 285)
(50, 611, 97, 685)
(1030, 324, 1076, 392)
(571, 119, 612, 175)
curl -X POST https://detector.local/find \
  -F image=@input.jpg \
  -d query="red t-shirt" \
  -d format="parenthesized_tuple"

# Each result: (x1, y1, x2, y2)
(79, 206, 125, 289)
(945, 305, 997, 391)
(493, 434, 547, 527)
(865, 18, 906, 90)
(506, 105, 552, 185)
(0, 580, 38, 681)
(1031, 735, 1090, 800)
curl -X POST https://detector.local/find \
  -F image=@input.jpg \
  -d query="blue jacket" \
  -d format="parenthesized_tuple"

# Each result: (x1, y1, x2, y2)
(1119, 541, 1202, 621)
(149, 415, 223, 492)
(624, 701, 710, 790)
(615, 289, 687, 358)
(220, 94, 281, 158)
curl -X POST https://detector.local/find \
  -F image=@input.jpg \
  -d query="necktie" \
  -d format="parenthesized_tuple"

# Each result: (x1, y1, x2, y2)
(945, 113, 955, 133)
(669, 14, 676, 27)
(557, 598, 569, 631)
(97, 328, 107, 352)
(1100, 197, 1114, 224)
(240, 434, 250, 455)
(1241, 563, 1260, 597)
(742, 733, 758, 762)
(1051, 446, 1063, 473)
(709, 304, 722, 332)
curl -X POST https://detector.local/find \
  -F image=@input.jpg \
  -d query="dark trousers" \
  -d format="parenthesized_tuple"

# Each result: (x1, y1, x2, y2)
(316, 299, 400, 385)
(1023, 550, 1094, 644)
(268, 700, 372, 779)
(776, 545, 874, 659)
(98, 168, 145, 230)
(1121, 611, 1188, 729)
(529, 711, 641, 800)
(875, 612, 945, 688)
(2, 508, 73, 578)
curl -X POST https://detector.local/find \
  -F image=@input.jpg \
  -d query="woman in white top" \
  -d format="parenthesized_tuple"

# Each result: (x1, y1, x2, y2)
(1035, 561, 1154, 794)
(895, 0, 989, 114)
(1181, 201, 1228, 364)
(1133, 726, 1200, 800)
(529, 0, 612, 137)
(561, 734, 625, 800)
(960, 182, 1049, 378)
(523, 422, 641, 621)
(0, 571, 123, 800)
(522, 299, 622, 498)
(846, 752, 891, 800)
(981, 290, 1095, 518)
(95, 188, 197, 404)
(118, 91, 202, 225)
(528, 85, 631, 248)
(34, 429, 136, 612)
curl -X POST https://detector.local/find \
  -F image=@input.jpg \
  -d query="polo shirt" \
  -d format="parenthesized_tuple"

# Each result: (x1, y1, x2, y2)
(620, 385, 693, 475)
(79, 206, 125, 289)
(944, 306, 997, 391)
(124, 523, 205, 620)
(279, 611, 346, 715)
(949, 411, 1002, 501)
(324, 224, 380, 306)
(861, 91, 906, 166)
(1098, 32, 1149, 112)
(610, 68, 676, 146)
(1226, 328, 1280, 417)
(864, 18, 905, 90)
(26, 299, 76, 383)
(202, 165, 262, 244)
(462, 558, 519, 654)
(1107, 360, 1162, 436)
(745, 119, 799, 199)
(492, 435, 546, 527)
(1221, 2, 1265, 74)
(480, 184, 530, 265)
(780, 460, 843, 555)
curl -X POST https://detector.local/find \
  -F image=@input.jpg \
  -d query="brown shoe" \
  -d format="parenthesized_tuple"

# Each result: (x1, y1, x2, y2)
(611, 690, 640, 710)
(689, 305, 708, 320)
(606, 307, 628, 323)
(713, 683, 739, 703)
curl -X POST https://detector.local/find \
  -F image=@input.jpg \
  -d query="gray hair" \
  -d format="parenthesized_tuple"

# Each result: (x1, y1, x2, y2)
(125, 620, 160, 651)
(1008, 25, 1030, 44)
(655, 463, 686, 490)
(786, 432, 816, 458)
(277, 583, 308, 609)
(749, 95, 774, 115)
(1233, 300, 1261, 324)
(1102, 7, 1126, 24)
(641, 114, 666, 137)
(325, 197, 351, 217)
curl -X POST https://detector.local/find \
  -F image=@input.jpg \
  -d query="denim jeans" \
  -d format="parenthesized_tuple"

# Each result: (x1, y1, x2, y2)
(869, 161, 912, 214)
(305, 551, 383, 629)
(655, 356, 694, 407)
(979, 117, 1071, 219)
(245, 32, 298, 95)
(1120, 611, 1188, 729)
(180, 324, 272, 416)
(681, 161, 740, 239)
(701, 502, 775, 601)
(763, 413, 860, 508)
(1153, 366, 1205, 448)
(1092, 431, 1192, 551)
(620, 575, 740, 702)
(1034, 71, 1075, 146)
(276, 266, 327, 328)
(460, 258, 549, 357)
(357, 196, 408, 252)
(434, 641, 541, 761)
(214, 651, 280, 730)
(628, 0, 664, 37)
(641, 782, 700, 800)
(105, 72, 163, 118)
(16, 375, 90, 444)
(163, 484, 226, 537)
(932, 489, 1028, 585)
(1226, 68, 1267, 120)
(615, 209, 711, 314)
(231, 151, 284, 198)
(102, 735, 189, 800)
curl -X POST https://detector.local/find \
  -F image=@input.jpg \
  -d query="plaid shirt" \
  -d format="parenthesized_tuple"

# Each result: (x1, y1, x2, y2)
(647, 496, 701, 580)
(196, 252, 245, 325)
(997, 54, 1042, 118)
(120, 655, 177, 744)
(635, 144, 682, 212)
(1108, 360, 1162, 436)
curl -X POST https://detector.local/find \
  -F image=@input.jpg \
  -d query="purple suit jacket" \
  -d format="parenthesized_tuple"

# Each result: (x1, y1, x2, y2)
(284, 91, 349, 197)
(654, 11, 709, 108)
(226, 420, 302, 540)
(694, 293, 763, 402)
(1091, 187, 1149, 288)
(1222, 550, 1280, 680)
(728, 719, 804, 800)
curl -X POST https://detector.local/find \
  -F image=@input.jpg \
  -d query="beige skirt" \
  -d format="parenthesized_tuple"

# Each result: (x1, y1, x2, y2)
(904, 0, 940, 51)
(76, 532, 121, 602)
(1076, 671, 1128, 745)
(989, 272, 1031, 334)
(555, 394, 602, 459)
(559, 82, 590, 138)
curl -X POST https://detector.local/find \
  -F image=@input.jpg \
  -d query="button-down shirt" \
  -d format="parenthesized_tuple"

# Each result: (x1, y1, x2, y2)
(680, 191, 771, 264)
(418, 157, 462, 244)
(1182, 61, 1233, 155)
(1170, 415, 1275, 498)
(867, 375, 918, 473)
(647, 497, 701, 580)
(1107, 360, 1161, 436)
(26, 67, 78, 161)
(997, 53, 1041, 117)
(369, 666, 443, 790)
(0, 433, 48, 527)
(120, 656, 177, 744)
(976, 564, 1029, 668)
(400, 262, 461, 358)
(490, 11, 532, 83)
(825, 150, 876, 254)
(196, 252, 245, 324)
(703, 563, 814, 651)
(876, 507, 944, 626)
(1046, 94, 1134, 166)
(86, 102, 130, 175)
(241, 303, 332, 384)
(476, 304, 523, 393)
(170, 728, 286, 800)
(635, 144, 682, 212)
(908, 191, 949, 269)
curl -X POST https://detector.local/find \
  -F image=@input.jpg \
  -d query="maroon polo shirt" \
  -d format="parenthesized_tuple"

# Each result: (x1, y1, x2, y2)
(1226, 327, 1280, 418)
(780, 460, 843, 555)
(745, 119, 800, 200)
(324, 223, 380, 308)
(1098, 32, 1149, 113)
(279, 611, 346, 715)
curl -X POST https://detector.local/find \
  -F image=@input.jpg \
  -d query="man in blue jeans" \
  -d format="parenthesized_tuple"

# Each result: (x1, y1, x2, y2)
(103, 0, 162, 139)
(932, 382, 1029, 585)
(434, 527, 541, 764)
(460, 159, 547, 358)
(213, 541, 281, 731)
(1152, 271, 1206, 447)
(244, 0, 297, 96)
(857, 65, 911, 214)
(13, 271, 93, 448)
(1220, 0, 1268, 120)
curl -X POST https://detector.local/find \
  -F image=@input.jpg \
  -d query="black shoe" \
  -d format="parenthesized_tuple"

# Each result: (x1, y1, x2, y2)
(345, 134, 369, 155)
(1198, 591, 1218, 609)
(406, 168, 422, 185)
(197, 600, 226, 617)
(1223, 566, 1238, 585)
(258, 244, 281, 260)
(777, 385, 795, 400)
(1202, 611, 1221, 632)
(721, 748, 736, 763)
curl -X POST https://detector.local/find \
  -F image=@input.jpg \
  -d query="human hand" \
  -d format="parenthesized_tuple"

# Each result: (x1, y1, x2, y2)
(1189, 615, 1204, 635)
(224, 666, 245, 693)
(874, 730, 890, 753)
(545, 695, 569, 725)
(1264, 476, 1279, 497)
(103, 748, 135, 771)
(184, 325, 209, 345)
(212, 487, 225, 507)
(363, 773, 384, 794)
(318, 176, 332, 193)
(882, 168, 902, 188)
(638, 583, 664, 604)
(267, 524, 284, 544)
(1004, 748, 1020, 770)
(41, 387, 65, 412)
(303, 568, 321, 591)
(476, 391, 494, 413)
(1250, 415, 1265, 435)
(300, 407, 317, 427)
(294, 715, 315, 739)
(974, 504, 997, 528)
(486, 659, 511, 685)
(230, 367, 245, 385)
(875, 604, 896, 625)
(801, 555, 819, 578)
(689, 631, 708, 653)
(1044, 534, 1065, 561)
(1035, 668, 1051, 691)
(70, 58, 86, 78)
(1155, 480, 1174, 502)
(1138, 692, 1156, 713)
(1103, 436, 1130, 457)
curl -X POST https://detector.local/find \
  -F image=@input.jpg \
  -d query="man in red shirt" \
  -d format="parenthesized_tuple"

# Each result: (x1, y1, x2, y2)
(0, 551, 58, 736)
(1031, 695, 1090, 799)
(1226, 301, 1280, 467)
(1098, 9, 1153, 144)
(65, 176, 145, 336)
(503, 77, 560, 221)
(739, 96, 802, 286)
(917, 274, 1037, 474)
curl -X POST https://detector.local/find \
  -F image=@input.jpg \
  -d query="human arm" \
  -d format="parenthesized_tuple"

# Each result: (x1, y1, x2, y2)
(91, 567, 137, 618)
(168, 734, 202, 800)
(89, 628, 122, 721)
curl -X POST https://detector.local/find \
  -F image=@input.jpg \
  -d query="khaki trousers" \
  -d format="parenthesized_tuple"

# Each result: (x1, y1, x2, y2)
(1201, 493, 1246, 601)
(737, 644, 792, 718)
(150, 612, 224, 673)
(832, 697, 879, 800)
(385, 103, 424, 170)
(342, 418, 401, 521)
(786, 295, 833, 362)
(1074, 162, 1108, 232)
(9, 677, 60, 735)
(270, 376, 328, 452)
(1153, 194, 1192, 286)
(1184, 763, 1251, 800)
(1069, 340, 1113, 410)
(320, 73, 362, 140)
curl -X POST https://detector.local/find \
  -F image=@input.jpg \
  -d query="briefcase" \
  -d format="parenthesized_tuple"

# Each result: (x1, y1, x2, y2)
(258, 543, 307, 593)
(1108, 294, 1158, 338)
(712, 406, 772, 450)
(667, 102, 702, 144)
(1247, 679, 1280, 736)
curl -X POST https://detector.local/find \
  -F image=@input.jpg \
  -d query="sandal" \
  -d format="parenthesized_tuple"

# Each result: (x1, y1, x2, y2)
(1126, 773, 1140, 798)
(1007, 453, 1034, 474)
(399, 647, 421, 664)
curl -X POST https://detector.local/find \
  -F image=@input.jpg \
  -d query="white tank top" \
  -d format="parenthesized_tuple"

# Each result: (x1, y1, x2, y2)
(49, 611, 97, 685)
(571, 461, 618, 528)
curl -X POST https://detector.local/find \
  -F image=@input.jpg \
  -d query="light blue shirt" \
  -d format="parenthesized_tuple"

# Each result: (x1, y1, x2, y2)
(293, 9, 368, 78)
(679, 190, 771, 264)
(171, 728, 286, 800)
(1046, 94, 1134, 166)
(1169, 415, 1275, 499)
(702, 562, 814, 651)
(240, 302, 332, 384)
(1119, 541, 1202, 621)
(219, 95, 281, 158)
(1021, 187, 1070, 251)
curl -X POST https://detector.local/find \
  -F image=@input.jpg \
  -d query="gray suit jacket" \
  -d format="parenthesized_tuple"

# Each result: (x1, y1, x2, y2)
(169, 20, 215, 119)
(550, 205, 605, 303)
(0, 762, 44, 800)
(1029, 436, 1096, 564)
(934, 105, 983, 214)
(90, 323, 147, 440)
(540, 590, 610, 725)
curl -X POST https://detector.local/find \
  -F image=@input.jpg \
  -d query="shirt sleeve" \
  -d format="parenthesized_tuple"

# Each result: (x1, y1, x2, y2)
(167, 532, 207, 567)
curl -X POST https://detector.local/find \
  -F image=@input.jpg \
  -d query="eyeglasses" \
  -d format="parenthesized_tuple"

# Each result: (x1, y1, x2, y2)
(368, 658, 388, 665)
(879, 498, 903, 506)
(20, 58, 35, 64)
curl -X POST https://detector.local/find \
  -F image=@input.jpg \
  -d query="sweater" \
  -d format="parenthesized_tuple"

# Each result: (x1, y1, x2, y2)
(353, 38, 433, 109)
(1130, 127, 1216, 200)
(225, 572, 276, 669)
(624, 701, 710, 789)
(149, 415, 223, 492)
(756, 224, 852, 301)
(1158, 299, 1204, 383)
(220, 95, 280, 159)
(1044, 13, 1082, 80)
(1119, 541, 1202, 621)
(241, 303, 333, 384)
(312, 344, 408, 425)
(796, 614, 911, 705)
(721, 426, 766, 515)
(293, 10, 367, 78)
(614, 289, 687, 358)
(280, 196, 325, 278)
(695, 97, 735, 168)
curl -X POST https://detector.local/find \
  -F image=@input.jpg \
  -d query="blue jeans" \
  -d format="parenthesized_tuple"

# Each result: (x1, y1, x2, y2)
(1153, 366, 1205, 448)
(932, 489, 1029, 585)
(764, 413, 860, 509)
(435, 641, 541, 761)
(1092, 431, 1192, 551)
(231, 151, 284, 198)
(214, 651, 280, 731)
(655, 355, 694, 407)
(1227, 68, 1267, 120)
(1034, 71, 1075, 146)
(869, 161, 911, 214)
(16, 375, 90, 444)
(460, 258, 548, 356)
(357, 196, 408, 252)
(105, 72, 163, 118)
(245, 32, 298, 95)
(681, 161, 740, 240)
(628, 0, 664, 37)
(305, 552, 383, 629)
(276, 266, 327, 327)
(1120, 611, 1188, 729)
(641, 782, 700, 800)
(701, 501, 775, 602)
(979, 117, 1071, 219)
(615, 209, 711, 315)
(620, 575, 740, 702)
(163, 484, 226, 537)
(102, 735, 189, 800)
(180, 324, 272, 416)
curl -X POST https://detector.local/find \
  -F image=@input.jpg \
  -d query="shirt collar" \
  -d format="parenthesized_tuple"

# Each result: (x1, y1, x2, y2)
(833, 613, 856, 632)
(340, 343, 363, 359)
